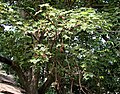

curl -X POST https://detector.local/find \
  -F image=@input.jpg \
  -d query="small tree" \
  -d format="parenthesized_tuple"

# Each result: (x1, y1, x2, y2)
(0, 2, 119, 94)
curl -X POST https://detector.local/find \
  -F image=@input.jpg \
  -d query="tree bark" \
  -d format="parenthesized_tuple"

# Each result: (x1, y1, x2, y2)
(0, 56, 27, 88)
(0, 56, 38, 94)
(38, 68, 55, 94)
(0, 56, 55, 94)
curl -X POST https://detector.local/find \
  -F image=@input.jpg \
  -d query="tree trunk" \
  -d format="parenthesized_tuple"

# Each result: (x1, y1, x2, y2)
(24, 70, 54, 94)
(23, 67, 40, 94)
(25, 87, 38, 94)
(0, 56, 55, 94)
(25, 86, 39, 94)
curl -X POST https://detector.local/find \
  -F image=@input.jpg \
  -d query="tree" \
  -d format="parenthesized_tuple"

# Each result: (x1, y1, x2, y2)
(0, 0, 120, 94)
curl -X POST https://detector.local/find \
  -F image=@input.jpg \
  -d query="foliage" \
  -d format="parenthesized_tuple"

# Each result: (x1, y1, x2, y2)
(0, 0, 120, 94)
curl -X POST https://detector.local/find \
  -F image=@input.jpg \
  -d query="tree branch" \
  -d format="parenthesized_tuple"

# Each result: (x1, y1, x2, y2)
(0, 56, 12, 66)
(38, 68, 55, 94)
(0, 55, 27, 91)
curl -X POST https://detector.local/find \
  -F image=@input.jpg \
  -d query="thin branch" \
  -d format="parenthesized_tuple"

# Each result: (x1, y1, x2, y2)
(78, 70, 86, 94)
(70, 78, 73, 94)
